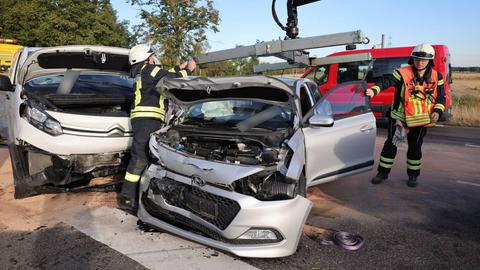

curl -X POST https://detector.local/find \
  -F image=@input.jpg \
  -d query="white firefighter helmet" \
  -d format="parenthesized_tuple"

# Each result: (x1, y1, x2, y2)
(411, 43, 435, 60)
(129, 44, 154, 65)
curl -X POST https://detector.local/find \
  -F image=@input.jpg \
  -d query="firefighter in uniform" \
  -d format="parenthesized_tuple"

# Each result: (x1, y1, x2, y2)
(365, 43, 446, 188)
(118, 44, 196, 212)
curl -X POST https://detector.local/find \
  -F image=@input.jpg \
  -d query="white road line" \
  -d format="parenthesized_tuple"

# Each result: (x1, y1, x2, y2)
(456, 180, 480, 187)
(465, 143, 480, 148)
(64, 207, 258, 270)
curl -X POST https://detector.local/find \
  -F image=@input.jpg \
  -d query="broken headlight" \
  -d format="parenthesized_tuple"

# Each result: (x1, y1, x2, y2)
(23, 103, 63, 136)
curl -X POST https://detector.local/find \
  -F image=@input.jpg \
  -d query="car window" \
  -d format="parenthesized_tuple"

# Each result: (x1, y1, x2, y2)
(317, 81, 369, 120)
(299, 84, 314, 117)
(337, 61, 370, 83)
(305, 65, 329, 85)
(24, 74, 134, 95)
(307, 81, 321, 103)
(365, 57, 410, 83)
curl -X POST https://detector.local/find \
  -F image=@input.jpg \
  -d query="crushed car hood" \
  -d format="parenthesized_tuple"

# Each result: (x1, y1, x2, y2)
(157, 76, 295, 105)
(19, 45, 130, 82)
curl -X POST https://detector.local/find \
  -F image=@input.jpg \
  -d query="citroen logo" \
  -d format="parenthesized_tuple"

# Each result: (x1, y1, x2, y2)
(191, 175, 206, 187)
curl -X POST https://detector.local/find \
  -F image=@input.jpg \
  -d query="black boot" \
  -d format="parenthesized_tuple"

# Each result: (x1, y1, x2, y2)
(407, 176, 418, 188)
(117, 194, 138, 215)
(118, 181, 139, 215)
(371, 173, 388, 184)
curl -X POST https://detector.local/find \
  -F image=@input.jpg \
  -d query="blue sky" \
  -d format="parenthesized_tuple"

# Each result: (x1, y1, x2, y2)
(112, 0, 480, 66)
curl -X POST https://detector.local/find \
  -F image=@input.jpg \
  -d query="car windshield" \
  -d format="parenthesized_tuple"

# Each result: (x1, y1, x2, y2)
(24, 74, 134, 95)
(182, 99, 293, 130)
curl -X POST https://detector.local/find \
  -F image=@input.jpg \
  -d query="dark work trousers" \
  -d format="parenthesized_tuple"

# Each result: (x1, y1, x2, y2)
(120, 118, 162, 199)
(377, 117, 427, 178)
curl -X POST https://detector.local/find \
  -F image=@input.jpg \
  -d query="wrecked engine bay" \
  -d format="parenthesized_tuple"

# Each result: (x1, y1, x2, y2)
(152, 125, 301, 201)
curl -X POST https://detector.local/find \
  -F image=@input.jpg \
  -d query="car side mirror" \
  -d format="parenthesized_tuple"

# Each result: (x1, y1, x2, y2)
(308, 114, 334, 127)
(0, 75, 13, 92)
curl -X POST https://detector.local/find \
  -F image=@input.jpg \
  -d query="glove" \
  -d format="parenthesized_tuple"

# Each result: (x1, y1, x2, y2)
(392, 120, 409, 146)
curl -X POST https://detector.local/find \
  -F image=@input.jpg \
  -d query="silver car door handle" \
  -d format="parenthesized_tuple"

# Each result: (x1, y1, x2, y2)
(360, 125, 373, 132)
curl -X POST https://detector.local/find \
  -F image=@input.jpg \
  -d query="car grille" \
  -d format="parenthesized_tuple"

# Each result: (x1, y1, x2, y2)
(142, 193, 283, 244)
(148, 177, 240, 230)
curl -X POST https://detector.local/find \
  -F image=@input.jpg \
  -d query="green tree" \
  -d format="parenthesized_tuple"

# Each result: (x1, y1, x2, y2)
(0, 0, 133, 47)
(129, 0, 220, 67)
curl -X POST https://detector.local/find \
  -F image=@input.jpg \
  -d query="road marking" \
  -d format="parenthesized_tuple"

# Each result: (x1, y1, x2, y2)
(64, 207, 258, 270)
(456, 181, 480, 187)
(465, 143, 480, 148)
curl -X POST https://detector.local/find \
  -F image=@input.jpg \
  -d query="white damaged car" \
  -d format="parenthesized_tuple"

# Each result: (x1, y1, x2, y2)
(138, 76, 376, 257)
(0, 46, 133, 198)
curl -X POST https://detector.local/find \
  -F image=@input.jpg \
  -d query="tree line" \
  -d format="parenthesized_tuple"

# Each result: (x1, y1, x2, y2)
(452, 67, 480, 72)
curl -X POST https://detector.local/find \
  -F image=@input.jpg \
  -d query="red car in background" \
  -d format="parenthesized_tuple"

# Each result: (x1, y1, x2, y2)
(302, 45, 453, 121)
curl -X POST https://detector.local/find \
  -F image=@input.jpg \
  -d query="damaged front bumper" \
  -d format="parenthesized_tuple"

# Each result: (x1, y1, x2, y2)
(138, 163, 312, 258)
(10, 142, 127, 198)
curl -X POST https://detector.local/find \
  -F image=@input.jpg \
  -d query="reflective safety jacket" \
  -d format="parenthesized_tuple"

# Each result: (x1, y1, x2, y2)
(131, 64, 189, 121)
(370, 65, 446, 127)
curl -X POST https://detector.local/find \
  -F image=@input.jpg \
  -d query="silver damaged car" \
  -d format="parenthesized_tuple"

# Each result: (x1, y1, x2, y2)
(137, 75, 376, 258)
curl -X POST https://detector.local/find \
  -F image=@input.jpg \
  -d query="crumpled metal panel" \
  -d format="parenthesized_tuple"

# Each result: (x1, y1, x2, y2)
(285, 129, 305, 180)
(151, 138, 265, 186)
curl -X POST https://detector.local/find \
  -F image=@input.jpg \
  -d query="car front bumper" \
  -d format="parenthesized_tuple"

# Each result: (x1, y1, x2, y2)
(138, 163, 312, 258)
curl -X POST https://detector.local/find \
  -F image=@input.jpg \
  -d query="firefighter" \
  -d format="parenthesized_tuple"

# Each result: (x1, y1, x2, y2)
(118, 44, 196, 213)
(365, 43, 446, 188)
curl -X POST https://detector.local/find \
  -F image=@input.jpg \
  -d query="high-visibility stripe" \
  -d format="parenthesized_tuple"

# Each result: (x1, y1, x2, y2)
(407, 164, 421, 170)
(125, 172, 141, 183)
(133, 65, 147, 106)
(179, 70, 188, 77)
(407, 159, 421, 165)
(131, 106, 164, 114)
(131, 111, 165, 119)
(150, 66, 161, 77)
(371, 85, 381, 95)
(393, 71, 402, 81)
(134, 76, 142, 106)
(379, 162, 394, 169)
(168, 67, 175, 72)
(380, 156, 395, 163)
(434, 103, 445, 111)
(390, 109, 406, 121)
(131, 106, 165, 120)
(438, 79, 444, 86)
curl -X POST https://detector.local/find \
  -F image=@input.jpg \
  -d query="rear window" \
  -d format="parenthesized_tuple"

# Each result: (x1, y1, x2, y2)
(25, 74, 133, 95)
(337, 61, 370, 83)
(336, 57, 410, 84)
(366, 57, 410, 83)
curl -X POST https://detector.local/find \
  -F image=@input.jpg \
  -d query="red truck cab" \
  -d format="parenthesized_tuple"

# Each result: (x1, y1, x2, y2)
(302, 45, 452, 120)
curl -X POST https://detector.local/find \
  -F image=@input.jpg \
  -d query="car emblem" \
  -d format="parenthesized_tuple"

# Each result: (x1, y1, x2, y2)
(191, 175, 206, 187)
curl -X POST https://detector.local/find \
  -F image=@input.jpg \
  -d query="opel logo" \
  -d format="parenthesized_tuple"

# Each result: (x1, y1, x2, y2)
(191, 175, 206, 187)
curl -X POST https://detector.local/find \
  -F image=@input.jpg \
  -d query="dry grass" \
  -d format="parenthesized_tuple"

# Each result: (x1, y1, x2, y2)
(450, 72, 480, 127)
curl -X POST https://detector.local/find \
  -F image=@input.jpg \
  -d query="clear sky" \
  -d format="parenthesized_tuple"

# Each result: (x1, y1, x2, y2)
(112, 0, 480, 66)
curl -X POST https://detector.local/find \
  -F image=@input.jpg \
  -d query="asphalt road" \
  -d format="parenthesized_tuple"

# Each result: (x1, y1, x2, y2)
(244, 130, 480, 270)
(1, 126, 479, 270)
(0, 223, 147, 270)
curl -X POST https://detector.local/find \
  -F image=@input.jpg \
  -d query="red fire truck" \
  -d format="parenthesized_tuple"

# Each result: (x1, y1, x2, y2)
(302, 45, 453, 121)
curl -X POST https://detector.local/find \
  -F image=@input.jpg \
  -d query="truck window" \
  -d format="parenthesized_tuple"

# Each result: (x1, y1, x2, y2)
(337, 61, 369, 83)
(305, 65, 329, 85)
(446, 54, 453, 84)
(366, 57, 410, 83)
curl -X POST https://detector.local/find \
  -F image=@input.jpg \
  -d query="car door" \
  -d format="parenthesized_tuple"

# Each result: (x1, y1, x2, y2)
(302, 81, 376, 186)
